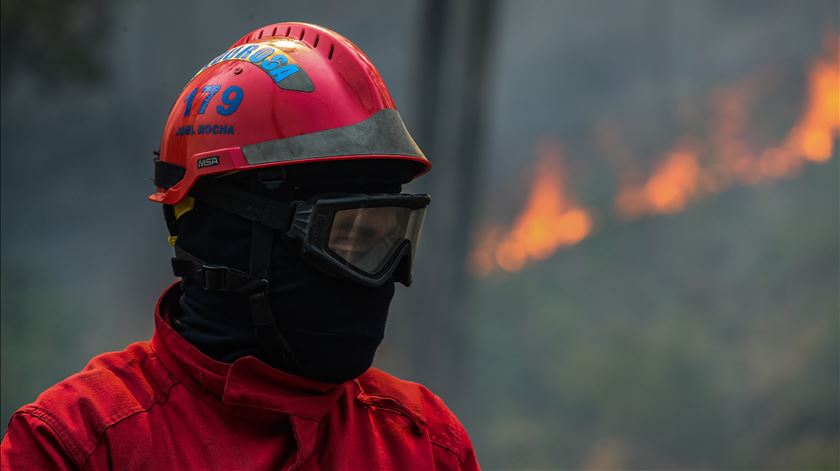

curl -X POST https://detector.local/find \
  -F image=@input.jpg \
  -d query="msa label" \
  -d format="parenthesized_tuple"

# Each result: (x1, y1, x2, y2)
(197, 156, 220, 169)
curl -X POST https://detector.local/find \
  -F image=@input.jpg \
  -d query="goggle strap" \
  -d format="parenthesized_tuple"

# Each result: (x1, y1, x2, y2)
(189, 180, 296, 231)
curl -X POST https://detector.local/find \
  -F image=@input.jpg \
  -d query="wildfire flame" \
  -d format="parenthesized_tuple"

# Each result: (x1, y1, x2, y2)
(470, 35, 839, 277)
(469, 141, 594, 275)
(616, 35, 840, 218)
(616, 144, 701, 218)
(785, 40, 840, 163)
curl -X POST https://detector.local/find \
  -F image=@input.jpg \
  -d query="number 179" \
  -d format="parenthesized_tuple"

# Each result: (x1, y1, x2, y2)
(183, 85, 244, 117)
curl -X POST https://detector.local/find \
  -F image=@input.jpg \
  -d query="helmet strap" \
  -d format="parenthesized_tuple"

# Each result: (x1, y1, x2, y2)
(245, 220, 298, 368)
(245, 172, 298, 367)
(168, 174, 300, 370)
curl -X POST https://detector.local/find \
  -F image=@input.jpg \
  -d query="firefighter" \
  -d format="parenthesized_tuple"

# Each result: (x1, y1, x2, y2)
(1, 22, 479, 470)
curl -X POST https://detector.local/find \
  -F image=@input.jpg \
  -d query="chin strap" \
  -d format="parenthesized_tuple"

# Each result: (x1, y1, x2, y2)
(247, 220, 298, 367)
(168, 176, 300, 370)
(172, 244, 298, 369)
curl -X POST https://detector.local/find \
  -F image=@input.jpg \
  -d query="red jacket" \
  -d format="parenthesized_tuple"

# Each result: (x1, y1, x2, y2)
(1, 284, 479, 470)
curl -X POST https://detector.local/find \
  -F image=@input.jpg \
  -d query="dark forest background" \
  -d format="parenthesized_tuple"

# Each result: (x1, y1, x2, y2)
(2, 0, 838, 469)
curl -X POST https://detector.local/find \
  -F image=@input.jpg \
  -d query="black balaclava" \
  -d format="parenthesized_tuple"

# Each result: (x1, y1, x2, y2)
(172, 177, 399, 384)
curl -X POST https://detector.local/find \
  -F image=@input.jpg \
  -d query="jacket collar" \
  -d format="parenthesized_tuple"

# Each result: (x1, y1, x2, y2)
(151, 282, 348, 420)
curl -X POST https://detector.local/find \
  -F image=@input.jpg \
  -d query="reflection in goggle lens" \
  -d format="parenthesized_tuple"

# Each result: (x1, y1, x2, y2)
(328, 207, 412, 274)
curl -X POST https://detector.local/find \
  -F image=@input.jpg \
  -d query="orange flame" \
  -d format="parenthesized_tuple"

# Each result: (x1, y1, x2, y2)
(469, 141, 594, 275)
(616, 144, 701, 218)
(784, 39, 840, 163)
(471, 35, 838, 277)
(616, 35, 839, 219)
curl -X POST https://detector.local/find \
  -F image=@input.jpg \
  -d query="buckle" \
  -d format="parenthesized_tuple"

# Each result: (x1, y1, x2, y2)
(172, 255, 260, 293)
(196, 265, 228, 291)
(237, 278, 270, 297)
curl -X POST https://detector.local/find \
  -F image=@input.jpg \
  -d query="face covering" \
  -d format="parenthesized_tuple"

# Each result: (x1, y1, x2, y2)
(172, 197, 395, 384)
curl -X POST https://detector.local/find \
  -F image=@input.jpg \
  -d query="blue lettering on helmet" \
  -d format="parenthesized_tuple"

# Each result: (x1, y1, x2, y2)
(221, 46, 244, 61)
(192, 39, 310, 92)
(208, 53, 225, 67)
(235, 44, 258, 59)
(249, 47, 273, 63)
(261, 54, 288, 71)
(270, 64, 300, 83)
(179, 123, 235, 137)
(176, 125, 196, 136)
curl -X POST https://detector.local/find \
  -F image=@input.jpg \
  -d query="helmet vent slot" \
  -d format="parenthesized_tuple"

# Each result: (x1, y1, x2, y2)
(286, 26, 292, 36)
(271, 26, 278, 36)
(299, 29, 306, 40)
(313, 35, 320, 48)
(328, 44, 335, 60)
(257, 29, 264, 39)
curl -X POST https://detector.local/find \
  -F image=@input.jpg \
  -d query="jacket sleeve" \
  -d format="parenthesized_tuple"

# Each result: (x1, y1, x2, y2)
(1, 411, 79, 471)
(428, 405, 481, 471)
(431, 428, 481, 471)
(456, 440, 480, 471)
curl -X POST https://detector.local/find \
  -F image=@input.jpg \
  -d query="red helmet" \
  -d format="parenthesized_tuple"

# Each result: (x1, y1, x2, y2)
(150, 22, 430, 205)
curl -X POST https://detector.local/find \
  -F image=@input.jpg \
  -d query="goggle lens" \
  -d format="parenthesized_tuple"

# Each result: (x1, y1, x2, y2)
(327, 206, 426, 275)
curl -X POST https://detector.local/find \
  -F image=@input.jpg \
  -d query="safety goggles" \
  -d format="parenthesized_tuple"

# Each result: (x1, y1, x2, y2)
(180, 178, 430, 287)
(286, 194, 430, 287)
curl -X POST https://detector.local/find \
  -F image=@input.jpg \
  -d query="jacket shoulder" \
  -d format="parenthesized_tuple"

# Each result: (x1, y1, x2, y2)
(356, 368, 473, 459)
(9, 342, 176, 465)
